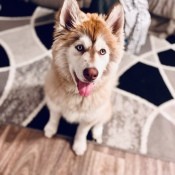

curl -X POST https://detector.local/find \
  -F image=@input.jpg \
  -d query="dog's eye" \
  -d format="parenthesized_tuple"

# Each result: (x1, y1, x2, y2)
(75, 45, 84, 52)
(99, 49, 106, 55)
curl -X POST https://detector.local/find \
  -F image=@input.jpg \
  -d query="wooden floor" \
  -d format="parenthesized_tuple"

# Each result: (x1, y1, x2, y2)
(0, 125, 175, 175)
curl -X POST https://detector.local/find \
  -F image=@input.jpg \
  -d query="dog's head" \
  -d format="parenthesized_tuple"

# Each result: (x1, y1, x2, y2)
(52, 0, 124, 97)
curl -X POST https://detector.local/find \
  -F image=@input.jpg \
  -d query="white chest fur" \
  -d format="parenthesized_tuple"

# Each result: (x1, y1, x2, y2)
(46, 91, 110, 124)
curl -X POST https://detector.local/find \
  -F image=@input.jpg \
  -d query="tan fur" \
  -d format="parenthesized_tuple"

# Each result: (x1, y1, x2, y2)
(44, 0, 124, 155)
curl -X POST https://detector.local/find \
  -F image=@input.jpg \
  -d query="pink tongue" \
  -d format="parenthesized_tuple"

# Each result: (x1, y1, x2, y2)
(77, 81, 94, 97)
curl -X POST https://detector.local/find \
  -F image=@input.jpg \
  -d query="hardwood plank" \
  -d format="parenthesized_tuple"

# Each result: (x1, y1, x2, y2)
(115, 157, 125, 175)
(169, 162, 175, 175)
(86, 151, 117, 175)
(0, 124, 175, 175)
(125, 153, 135, 175)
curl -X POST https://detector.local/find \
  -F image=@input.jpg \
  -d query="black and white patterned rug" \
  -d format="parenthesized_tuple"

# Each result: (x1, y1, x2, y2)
(0, 2, 175, 162)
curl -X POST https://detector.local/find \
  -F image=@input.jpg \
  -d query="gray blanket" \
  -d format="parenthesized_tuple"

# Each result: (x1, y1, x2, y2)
(148, 0, 175, 37)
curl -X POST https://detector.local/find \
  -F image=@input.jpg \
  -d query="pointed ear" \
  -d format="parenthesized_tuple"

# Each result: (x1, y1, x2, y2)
(59, 0, 80, 30)
(105, 3, 124, 34)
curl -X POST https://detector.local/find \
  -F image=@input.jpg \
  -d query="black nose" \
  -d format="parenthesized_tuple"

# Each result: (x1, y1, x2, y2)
(83, 68, 98, 82)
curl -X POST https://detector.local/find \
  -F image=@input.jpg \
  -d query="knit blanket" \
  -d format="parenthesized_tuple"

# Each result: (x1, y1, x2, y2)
(148, 0, 175, 38)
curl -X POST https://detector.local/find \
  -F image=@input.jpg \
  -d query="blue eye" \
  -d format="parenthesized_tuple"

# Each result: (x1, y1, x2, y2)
(99, 49, 106, 55)
(75, 45, 85, 52)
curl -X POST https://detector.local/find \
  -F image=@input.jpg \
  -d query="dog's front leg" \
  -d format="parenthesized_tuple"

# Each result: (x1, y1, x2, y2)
(92, 123, 103, 144)
(73, 122, 93, 156)
(44, 110, 61, 138)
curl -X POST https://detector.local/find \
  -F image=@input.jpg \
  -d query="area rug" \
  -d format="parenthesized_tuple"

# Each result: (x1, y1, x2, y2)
(0, 4, 175, 162)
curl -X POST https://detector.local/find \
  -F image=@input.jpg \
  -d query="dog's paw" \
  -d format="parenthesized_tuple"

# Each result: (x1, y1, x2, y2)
(92, 125, 103, 144)
(93, 132, 103, 144)
(72, 140, 87, 156)
(94, 137, 103, 144)
(44, 124, 57, 138)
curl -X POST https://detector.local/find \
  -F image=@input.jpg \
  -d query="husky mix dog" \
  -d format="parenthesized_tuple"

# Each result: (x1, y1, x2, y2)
(44, 0, 124, 155)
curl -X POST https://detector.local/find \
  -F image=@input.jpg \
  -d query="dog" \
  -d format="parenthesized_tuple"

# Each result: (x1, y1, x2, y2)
(44, 0, 124, 155)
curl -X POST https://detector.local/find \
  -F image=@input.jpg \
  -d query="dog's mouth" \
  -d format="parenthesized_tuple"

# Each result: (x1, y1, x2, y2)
(74, 72, 94, 97)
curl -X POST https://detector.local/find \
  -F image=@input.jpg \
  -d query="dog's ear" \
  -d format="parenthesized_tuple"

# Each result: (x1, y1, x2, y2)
(105, 3, 124, 34)
(59, 0, 80, 30)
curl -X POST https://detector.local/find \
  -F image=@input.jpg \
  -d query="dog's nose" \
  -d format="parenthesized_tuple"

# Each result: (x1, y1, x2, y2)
(83, 68, 98, 82)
